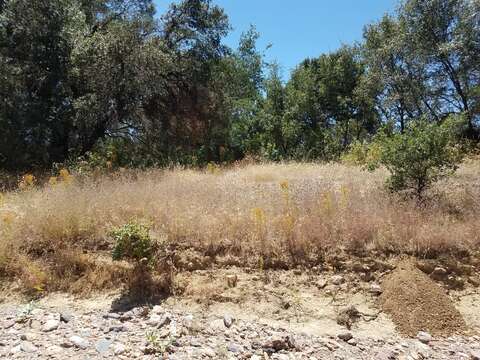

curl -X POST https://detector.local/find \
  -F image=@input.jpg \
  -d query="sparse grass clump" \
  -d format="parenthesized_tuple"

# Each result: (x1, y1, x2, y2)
(0, 161, 479, 294)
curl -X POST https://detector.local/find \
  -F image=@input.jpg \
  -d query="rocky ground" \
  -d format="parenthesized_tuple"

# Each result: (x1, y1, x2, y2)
(1, 265, 480, 359)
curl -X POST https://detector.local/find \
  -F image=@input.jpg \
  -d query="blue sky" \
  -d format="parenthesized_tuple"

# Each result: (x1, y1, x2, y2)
(154, 1, 398, 77)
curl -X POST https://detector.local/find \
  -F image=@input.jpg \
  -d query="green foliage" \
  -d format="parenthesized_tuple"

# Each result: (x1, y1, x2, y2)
(111, 221, 154, 263)
(374, 117, 465, 200)
(341, 140, 382, 169)
(1, 0, 478, 172)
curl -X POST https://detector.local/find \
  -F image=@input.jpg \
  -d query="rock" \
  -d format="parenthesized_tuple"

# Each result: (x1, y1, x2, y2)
(147, 314, 162, 326)
(103, 312, 120, 320)
(416, 331, 432, 344)
(347, 338, 357, 346)
(223, 314, 234, 328)
(60, 313, 73, 323)
(69, 335, 89, 349)
(3, 320, 15, 329)
(113, 343, 127, 355)
(10, 345, 22, 355)
(227, 343, 242, 353)
(226, 274, 238, 288)
(151, 305, 163, 315)
(331, 275, 345, 285)
(20, 341, 38, 353)
(431, 267, 448, 280)
(369, 283, 382, 295)
(317, 279, 328, 289)
(108, 324, 127, 332)
(337, 331, 353, 341)
(95, 339, 112, 354)
(446, 275, 465, 289)
(20, 332, 38, 341)
(31, 308, 44, 316)
(263, 337, 292, 351)
(202, 347, 216, 357)
(468, 277, 480, 287)
(471, 350, 480, 360)
(42, 319, 60, 332)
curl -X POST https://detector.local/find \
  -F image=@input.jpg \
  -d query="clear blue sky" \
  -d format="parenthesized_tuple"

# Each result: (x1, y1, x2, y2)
(154, 1, 398, 77)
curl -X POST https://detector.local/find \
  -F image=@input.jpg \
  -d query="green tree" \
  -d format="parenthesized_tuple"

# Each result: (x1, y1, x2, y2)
(283, 46, 379, 160)
(375, 116, 465, 201)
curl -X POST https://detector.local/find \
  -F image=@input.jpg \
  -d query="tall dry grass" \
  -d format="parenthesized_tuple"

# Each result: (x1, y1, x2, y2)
(1, 161, 479, 293)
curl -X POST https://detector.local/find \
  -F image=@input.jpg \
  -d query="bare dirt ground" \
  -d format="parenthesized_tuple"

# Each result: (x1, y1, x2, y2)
(1, 261, 480, 359)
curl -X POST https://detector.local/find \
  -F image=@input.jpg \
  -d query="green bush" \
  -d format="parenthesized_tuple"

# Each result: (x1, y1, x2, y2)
(111, 221, 155, 263)
(374, 117, 464, 201)
(342, 140, 382, 168)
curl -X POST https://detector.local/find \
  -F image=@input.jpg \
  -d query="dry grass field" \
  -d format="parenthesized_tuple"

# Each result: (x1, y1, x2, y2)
(1, 160, 479, 295)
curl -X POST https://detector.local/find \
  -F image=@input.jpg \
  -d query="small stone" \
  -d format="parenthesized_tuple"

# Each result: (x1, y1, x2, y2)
(20, 332, 38, 341)
(147, 314, 162, 326)
(60, 313, 73, 323)
(416, 331, 432, 344)
(317, 279, 328, 289)
(337, 331, 353, 341)
(20, 341, 38, 353)
(108, 325, 127, 332)
(331, 275, 345, 285)
(31, 308, 44, 316)
(70, 335, 89, 349)
(431, 267, 448, 280)
(42, 319, 60, 332)
(202, 347, 216, 357)
(226, 274, 238, 288)
(471, 350, 480, 360)
(347, 338, 357, 346)
(468, 277, 480, 287)
(151, 305, 163, 315)
(103, 313, 120, 320)
(10, 345, 22, 354)
(95, 339, 112, 354)
(3, 320, 15, 329)
(223, 314, 234, 328)
(227, 343, 242, 353)
(113, 343, 126, 355)
(369, 283, 382, 295)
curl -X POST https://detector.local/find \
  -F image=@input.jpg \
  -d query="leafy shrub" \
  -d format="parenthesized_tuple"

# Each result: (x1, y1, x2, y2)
(111, 221, 155, 264)
(342, 140, 382, 169)
(373, 117, 464, 201)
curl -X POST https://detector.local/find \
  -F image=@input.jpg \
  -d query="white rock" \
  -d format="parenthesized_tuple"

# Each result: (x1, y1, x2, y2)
(347, 338, 357, 346)
(31, 308, 44, 316)
(331, 275, 345, 285)
(223, 314, 234, 328)
(113, 343, 126, 355)
(147, 314, 162, 326)
(20, 341, 38, 353)
(69, 335, 89, 349)
(416, 331, 432, 344)
(202, 347, 216, 357)
(20, 332, 38, 341)
(42, 319, 60, 332)
(369, 283, 382, 295)
(152, 305, 163, 315)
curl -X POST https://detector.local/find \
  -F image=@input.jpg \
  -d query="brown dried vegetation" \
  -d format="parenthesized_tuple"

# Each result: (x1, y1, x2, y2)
(0, 160, 479, 295)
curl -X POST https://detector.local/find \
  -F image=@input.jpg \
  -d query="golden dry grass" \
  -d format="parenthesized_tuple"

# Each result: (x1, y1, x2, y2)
(1, 160, 479, 294)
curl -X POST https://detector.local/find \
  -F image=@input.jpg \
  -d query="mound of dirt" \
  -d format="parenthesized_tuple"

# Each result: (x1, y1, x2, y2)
(379, 260, 467, 337)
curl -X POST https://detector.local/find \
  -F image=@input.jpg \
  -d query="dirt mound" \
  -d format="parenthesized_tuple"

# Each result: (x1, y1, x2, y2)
(379, 260, 467, 337)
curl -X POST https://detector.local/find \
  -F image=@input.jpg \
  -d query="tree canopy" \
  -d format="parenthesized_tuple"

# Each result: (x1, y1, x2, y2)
(0, 0, 478, 171)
